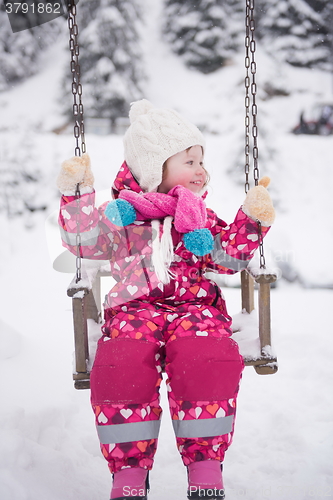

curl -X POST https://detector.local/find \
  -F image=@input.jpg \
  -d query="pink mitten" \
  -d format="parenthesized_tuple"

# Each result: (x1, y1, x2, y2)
(242, 176, 275, 226)
(56, 153, 94, 195)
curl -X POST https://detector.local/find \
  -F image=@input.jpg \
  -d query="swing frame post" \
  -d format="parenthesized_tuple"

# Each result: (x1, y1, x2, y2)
(241, 269, 255, 313)
(257, 275, 273, 350)
(255, 273, 278, 374)
(67, 285, 90, 389)
(247, 271, 278, 374)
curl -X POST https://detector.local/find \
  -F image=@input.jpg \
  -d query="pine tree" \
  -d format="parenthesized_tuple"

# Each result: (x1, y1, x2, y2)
(163, 0, 244, 74)
(308, 0, 333, 68)
(0, 131, 48, 227)
(63, 0, 144, 123)
(0, 6, 40, 91)
(0, 4, 62, 92)
(256, 0, 330, 68)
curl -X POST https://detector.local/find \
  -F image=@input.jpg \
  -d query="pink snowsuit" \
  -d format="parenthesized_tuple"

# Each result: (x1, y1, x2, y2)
(59, 162, 269, 474)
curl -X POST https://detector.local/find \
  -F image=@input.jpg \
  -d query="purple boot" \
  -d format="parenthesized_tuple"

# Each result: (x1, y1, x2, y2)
(110, 467, 149, 500)
(187, 460, 225, 499)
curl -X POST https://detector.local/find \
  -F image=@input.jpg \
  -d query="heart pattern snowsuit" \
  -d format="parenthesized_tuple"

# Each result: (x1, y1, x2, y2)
(59, 162, 269, 473)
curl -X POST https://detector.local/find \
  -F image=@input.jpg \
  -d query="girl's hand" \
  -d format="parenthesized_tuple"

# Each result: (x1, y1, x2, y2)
(57, 153, 94, 194)
(242, 176, 275, 226)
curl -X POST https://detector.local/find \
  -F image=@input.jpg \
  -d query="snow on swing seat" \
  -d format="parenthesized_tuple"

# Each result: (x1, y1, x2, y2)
(231, 309, 276, 366)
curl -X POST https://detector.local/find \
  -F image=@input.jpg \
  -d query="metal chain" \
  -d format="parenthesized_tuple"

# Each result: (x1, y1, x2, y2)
(67, 0, 85, 282)
(245, 0, 259, 187)
(244, 3, 251, 194)
(67, 0, 86, 157)
(245, 0, 266, 268)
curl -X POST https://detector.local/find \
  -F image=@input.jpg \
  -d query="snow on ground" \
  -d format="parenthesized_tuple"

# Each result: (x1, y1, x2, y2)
(0, 232, 332, 500)
(1, 2, 333, 499)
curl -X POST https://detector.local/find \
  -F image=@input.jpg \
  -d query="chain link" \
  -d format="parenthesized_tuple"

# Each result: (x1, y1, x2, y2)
(257, 221, 266, 268)
(67, 0, 85, 282)
(245, 0, 266, 268)
(75, 182, 82, 282)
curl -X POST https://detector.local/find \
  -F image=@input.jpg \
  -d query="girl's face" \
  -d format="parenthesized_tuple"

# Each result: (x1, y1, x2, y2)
(157, 145, 206, 194)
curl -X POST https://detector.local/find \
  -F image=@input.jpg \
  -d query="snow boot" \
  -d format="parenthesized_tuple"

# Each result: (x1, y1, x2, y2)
(187, 460, 225, 499)
(110, 468, 149, 500)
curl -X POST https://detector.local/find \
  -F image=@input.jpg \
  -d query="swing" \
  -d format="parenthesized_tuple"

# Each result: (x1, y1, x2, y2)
(63, 0, 278, 390)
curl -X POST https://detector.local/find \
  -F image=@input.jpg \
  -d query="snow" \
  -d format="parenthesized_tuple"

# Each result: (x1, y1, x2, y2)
(1, 1, 333, 499)
(230, 310, 263, 361)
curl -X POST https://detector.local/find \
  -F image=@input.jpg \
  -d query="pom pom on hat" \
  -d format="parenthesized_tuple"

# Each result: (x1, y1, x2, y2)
(183, 228, 214, 257)
(129, 99, 154, 123)
(105, 199, 136, 226)
(124, 99, 205, 193)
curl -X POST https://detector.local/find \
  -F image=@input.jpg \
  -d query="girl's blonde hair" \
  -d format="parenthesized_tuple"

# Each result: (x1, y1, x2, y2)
(161, 146, 210, 189)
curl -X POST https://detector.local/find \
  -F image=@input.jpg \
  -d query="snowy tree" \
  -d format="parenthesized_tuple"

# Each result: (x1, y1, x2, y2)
(0, 131, 48, 228)
(0, 4, 63, 92)
(307, 0, 333, 67)
(0, 6, 40, 91)
(62, 0, 144, 123)
(256, 0, 330, 68)
(162, 0, 244, 74)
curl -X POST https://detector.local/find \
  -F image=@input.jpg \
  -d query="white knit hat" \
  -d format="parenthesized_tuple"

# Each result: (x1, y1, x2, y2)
(123, 99, 205, 192)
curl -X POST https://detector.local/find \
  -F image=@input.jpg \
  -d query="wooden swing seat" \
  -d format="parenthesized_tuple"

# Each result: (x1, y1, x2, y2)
(67, 264, 278, 390)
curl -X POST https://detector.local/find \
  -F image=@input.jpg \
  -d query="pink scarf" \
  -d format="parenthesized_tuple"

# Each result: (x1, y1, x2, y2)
(119, 185, 207, 232)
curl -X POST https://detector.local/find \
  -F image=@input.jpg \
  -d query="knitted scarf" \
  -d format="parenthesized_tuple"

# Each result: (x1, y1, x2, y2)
(119, 184, 207, 232)
(105, 185, 213, 284)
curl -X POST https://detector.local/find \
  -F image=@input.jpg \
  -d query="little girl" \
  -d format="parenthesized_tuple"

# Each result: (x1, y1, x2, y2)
(57, 99, 275, 500)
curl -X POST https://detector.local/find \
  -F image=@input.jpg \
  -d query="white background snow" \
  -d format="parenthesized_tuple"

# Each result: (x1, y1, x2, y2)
(0, 0, 333, 499)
